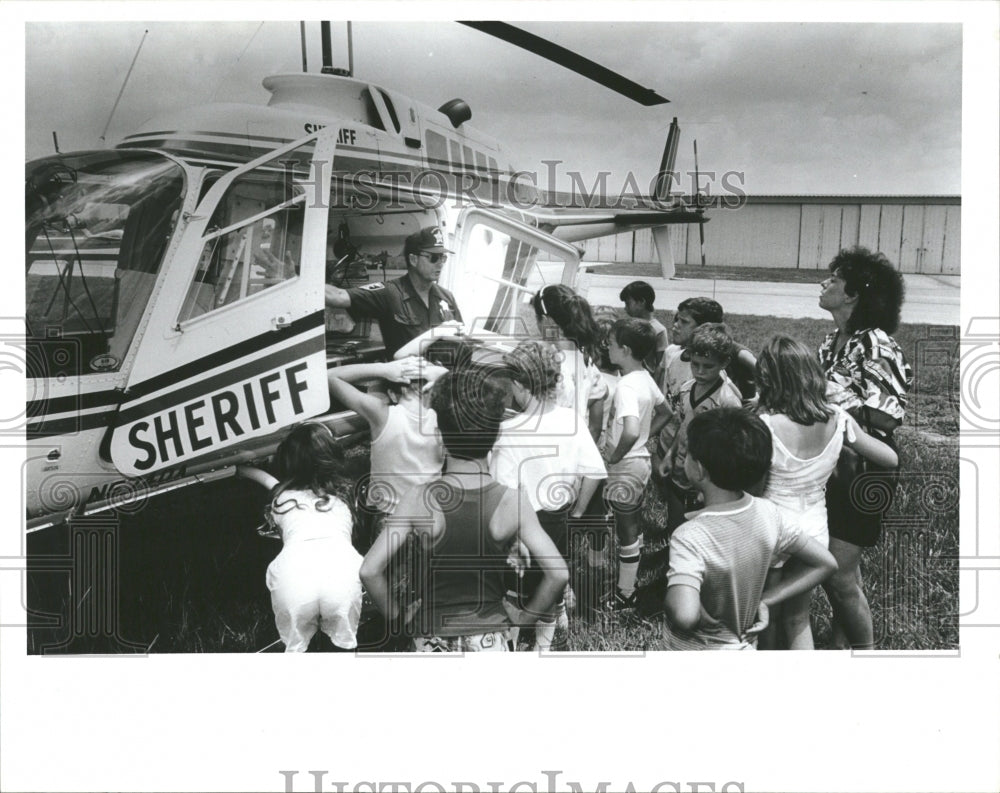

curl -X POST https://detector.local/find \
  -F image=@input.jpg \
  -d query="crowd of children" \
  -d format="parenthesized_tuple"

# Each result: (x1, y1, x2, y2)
(244, 278, 900, 653)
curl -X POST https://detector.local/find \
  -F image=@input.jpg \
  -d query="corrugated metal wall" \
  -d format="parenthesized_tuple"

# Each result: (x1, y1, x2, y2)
(577, 198, 961, 274)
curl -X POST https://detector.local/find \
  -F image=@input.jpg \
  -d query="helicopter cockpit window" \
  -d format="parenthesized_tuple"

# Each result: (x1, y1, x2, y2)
(359, 89, 386, 132)
(177, 155, 308, 324)
(25, 151, 185, 375)
(378, 89, 401, 134)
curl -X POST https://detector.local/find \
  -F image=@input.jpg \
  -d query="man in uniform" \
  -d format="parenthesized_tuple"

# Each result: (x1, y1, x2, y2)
(325, 225, 463, 357)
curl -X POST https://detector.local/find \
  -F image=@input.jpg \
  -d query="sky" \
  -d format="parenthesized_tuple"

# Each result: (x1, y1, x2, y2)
(22, 16, 965, 196)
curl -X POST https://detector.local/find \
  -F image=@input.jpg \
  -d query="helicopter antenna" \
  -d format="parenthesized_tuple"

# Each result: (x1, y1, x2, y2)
(347, 21, 354, 77)
(694, 139, 706, 267)
(320, 21, 351, 76)
(211, 22, 265, 101)
(99, 28, 148, 144)
(300, 21, 308, 72)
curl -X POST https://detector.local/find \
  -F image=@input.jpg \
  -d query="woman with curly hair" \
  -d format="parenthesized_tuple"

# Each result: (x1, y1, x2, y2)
(531, 284, 609, 441)
(817, 247, 913, 649)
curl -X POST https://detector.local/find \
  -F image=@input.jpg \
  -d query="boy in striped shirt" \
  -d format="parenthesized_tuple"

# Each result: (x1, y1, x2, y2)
(664, 409, 837, 650)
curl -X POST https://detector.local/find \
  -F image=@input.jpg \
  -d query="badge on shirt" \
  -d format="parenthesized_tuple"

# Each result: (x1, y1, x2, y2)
(360, 282, 386, 291)
(439, 299, 453, 320)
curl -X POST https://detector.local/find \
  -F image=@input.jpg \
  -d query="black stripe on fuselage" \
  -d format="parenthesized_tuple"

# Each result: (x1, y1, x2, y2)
(113, 331, 324, 426)
(122, 311, 325, 401)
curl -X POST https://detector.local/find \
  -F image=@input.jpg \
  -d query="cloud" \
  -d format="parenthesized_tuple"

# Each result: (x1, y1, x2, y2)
(25, 20, 961, 195)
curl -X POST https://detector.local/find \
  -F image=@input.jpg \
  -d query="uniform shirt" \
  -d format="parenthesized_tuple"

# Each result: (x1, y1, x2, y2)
(346, 273, 463, 357)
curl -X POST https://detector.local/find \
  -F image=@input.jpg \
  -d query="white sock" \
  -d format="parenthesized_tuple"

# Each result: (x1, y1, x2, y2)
(534, 619, 556, 651)
(617, 540, 641, 597)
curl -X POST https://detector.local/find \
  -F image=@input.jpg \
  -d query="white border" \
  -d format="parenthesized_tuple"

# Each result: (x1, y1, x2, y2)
(3, 3, 998, 793)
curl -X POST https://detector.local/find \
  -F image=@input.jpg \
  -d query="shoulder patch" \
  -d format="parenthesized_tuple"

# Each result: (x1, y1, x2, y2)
(359, 282, 386, 291)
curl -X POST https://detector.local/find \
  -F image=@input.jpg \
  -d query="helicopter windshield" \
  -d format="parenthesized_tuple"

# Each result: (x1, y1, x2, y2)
(25, 151, 185, 375)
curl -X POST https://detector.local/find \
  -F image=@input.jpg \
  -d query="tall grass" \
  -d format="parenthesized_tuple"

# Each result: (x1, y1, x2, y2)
(26, 316, 958, 653)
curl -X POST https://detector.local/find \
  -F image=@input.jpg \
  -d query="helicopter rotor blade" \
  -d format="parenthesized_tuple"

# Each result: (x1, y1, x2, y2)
(459, 21, 669, 106)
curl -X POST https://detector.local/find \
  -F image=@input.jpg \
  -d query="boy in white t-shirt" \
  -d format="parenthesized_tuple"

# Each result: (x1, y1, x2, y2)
(600, 318, 670, 609)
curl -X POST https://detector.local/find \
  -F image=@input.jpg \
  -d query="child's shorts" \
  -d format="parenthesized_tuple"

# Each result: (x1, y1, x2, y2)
(412, 631, 510, 652)
(605, 456, 652, 507)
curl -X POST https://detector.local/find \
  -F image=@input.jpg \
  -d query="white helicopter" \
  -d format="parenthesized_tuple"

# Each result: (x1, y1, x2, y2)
(24, 21, 706, 532)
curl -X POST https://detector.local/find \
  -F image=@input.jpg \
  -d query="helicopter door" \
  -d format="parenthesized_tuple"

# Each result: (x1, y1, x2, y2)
(447, 206, 580, 337)
(109, 131, 337, 476)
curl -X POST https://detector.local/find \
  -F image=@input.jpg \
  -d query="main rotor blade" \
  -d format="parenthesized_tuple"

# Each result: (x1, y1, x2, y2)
(459, 21, 669, 106)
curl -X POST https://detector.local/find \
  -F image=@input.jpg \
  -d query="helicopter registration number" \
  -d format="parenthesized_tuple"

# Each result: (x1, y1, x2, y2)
(112, 354, 330, 475)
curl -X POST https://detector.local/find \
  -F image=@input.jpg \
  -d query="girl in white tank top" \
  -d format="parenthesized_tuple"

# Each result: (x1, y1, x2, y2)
(756, 336, 898, 650)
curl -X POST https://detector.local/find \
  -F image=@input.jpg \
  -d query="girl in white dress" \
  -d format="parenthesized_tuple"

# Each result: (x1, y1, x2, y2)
(242, 422, 363, 652)
(756, 336, 897, 650)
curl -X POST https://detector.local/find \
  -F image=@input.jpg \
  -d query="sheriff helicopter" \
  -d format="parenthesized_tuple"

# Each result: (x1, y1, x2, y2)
(24, 21, 706, 532)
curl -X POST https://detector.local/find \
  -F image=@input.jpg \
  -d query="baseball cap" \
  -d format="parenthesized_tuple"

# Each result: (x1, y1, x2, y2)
(404, 225, 453, 256)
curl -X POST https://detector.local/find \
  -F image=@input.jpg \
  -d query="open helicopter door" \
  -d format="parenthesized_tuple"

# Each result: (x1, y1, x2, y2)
(446, 206, 581, 338)
(109, 130, 338, 476)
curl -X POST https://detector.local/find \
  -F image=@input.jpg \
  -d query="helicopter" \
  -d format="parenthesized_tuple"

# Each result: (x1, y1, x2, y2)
(24, 21, 707, 532)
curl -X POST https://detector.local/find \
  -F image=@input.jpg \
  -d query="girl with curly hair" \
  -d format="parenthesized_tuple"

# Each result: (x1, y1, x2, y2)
(490, 340, 607, 648)
(240, 422, 363, 652)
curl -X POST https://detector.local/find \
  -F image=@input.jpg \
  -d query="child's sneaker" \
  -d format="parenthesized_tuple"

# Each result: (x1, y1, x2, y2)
(563, 585, 577, 613)
(606, 588, 638, 611)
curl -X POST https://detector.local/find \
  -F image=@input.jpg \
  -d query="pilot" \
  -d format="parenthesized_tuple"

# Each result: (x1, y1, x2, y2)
(325, 225, 463, 357)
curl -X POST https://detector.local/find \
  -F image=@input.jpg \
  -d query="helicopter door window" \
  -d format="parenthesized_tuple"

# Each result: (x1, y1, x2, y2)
(177, 163, 306, 323)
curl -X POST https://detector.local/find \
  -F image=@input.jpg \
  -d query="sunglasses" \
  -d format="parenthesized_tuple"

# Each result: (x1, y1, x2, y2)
(418, 251, 447, 265)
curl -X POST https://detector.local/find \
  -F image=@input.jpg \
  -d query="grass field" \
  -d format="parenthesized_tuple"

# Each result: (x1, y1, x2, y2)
(26, 311, 959, 653)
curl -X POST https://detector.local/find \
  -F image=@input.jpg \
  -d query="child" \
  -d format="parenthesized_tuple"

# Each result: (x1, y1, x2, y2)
(490, 340, 607, 648)
(532, 284, 609, 441)
(657, 323, 743, 534)
(361, 369, 569, 652)
(240, 422, 363, 652)
(664, 409, 838, 650)
(659, 297, 757, 413)
(327, 357, 447, 550)
(600, 318, 670, 609)
(755, 335, 898, 649)
(619, 280, 669, 379)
